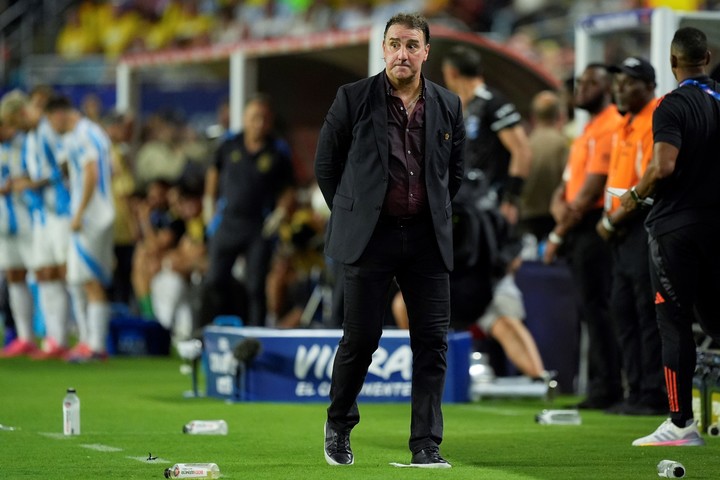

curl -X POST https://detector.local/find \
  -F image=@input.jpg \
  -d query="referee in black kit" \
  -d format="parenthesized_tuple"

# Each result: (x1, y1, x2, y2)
(622, 27, 720, 447)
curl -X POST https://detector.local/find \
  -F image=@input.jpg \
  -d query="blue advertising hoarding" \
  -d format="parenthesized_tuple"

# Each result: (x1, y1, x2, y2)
(203, 327, 472, 403)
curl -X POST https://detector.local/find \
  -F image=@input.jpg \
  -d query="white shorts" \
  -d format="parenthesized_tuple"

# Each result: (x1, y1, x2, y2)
(0, 231, 34, 270)
(66, 223, 114, 286)
(477, 274, 526, 333)
(32, 214, 71, 269)
(151, 268, 193, 340)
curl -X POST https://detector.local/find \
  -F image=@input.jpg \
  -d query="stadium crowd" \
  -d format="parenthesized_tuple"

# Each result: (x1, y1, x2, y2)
(52, 0, 717, 82)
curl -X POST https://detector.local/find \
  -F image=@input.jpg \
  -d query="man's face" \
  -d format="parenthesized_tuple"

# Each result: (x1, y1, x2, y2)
(243, 101, 272, 141)
(0, 123, 15, 142)
(615, 73, 651, 115)
(575, 67, 609, 112)
(2, 107, 31, 131)
(382, 24, 429, 86)
(46, 109, 72, 134)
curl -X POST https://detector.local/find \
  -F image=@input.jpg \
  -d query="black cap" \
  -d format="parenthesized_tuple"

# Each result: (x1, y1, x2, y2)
(608, 57, 656, 84)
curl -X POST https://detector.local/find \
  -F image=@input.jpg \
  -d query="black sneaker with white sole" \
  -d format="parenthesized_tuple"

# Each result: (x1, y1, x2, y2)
(324, 422, 353, 466)
(410, 446, 451, 468)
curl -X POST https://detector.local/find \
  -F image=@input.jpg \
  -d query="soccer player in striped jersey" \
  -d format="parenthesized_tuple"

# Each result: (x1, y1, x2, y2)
(45, 95, 115, 362)
(0, 89, 72, 359)
(0, 119, 38, 357)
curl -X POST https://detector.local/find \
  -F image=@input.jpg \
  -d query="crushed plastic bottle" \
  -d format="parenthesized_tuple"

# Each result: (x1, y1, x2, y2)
(535, 409, 581, 425)
(164, 463, 221, 479)
(657, 459, 685, 478)
(182, 420, 228, 435)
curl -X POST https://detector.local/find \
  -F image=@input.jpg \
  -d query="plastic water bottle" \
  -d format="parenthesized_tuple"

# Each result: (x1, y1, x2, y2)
(182, 420, 228, 435)
(63, 388, 80, 435)
(535, 409, 581, 425)
(657, 460, 685, 478)
(164, 463, 221, 479)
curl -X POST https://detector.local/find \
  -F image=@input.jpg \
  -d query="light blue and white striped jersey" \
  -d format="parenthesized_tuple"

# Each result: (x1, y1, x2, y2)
(63, 117, 115, 224)
(0, 133, 33, 236)
(21, 117, 71, 220)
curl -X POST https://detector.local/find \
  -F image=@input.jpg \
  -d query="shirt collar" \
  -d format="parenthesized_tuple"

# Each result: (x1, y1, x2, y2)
(384, 73, 426, 98)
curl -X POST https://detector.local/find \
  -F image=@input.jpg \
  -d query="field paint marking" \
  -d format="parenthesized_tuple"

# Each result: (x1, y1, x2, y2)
(80, 443, 124, 452)
(126, 456, 172, 464)
(455, 405, 527, 417)
(38, 432, 73, 439)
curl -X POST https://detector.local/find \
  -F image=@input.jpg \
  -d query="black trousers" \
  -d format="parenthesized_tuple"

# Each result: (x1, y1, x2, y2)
(565, 210, 622, 403)
(327, 217, 450, 454)
(610, 220, 664, 406)
(649, 222, 720, 424)
(200, 215, 272, 327)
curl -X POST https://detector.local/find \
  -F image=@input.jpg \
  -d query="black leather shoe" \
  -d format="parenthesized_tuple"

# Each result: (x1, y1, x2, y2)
(410, 446, 451, 469)
(324, 422, 353, 466)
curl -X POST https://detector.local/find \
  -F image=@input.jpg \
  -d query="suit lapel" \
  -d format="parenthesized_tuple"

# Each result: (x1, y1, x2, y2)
(370, 73, 389, 174)
(424, 83, 438, 169)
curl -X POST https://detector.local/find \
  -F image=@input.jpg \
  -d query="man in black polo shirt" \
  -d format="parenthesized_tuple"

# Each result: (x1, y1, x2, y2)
(441, 45, 531, 225)
(201, 95, 295, 327)
(621, 27, 720, 447)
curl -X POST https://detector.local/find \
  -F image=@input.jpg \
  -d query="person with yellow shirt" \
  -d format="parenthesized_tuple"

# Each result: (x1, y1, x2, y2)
(102, 111, 137, 305)
(56, 6, 100, 59)
(597, 57, 666, 415)
(543, 64, 624, 410)
(144, 0, 183, 51)
(173, 0, 214, 48)
(98, 3, 145, 58)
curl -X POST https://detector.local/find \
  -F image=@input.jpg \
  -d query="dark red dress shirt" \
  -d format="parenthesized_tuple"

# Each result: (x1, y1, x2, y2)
(382, 76, 428, 217)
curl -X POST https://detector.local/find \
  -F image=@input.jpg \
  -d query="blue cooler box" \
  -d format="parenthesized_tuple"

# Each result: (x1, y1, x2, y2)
(107, 315, 171, 356)
(203, 327, 472, 403)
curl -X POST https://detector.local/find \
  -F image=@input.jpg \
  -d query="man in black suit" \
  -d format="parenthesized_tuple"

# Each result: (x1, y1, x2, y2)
(315, 13, 465, 469)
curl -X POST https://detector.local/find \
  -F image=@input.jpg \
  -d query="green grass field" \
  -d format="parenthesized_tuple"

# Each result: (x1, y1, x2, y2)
(0, 356, 717, 479)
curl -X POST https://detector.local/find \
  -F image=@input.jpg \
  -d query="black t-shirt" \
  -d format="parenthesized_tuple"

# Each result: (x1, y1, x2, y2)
(214, 133, 295, 221)
(646, 75, 720, 236)
(463, 85, 522, 189)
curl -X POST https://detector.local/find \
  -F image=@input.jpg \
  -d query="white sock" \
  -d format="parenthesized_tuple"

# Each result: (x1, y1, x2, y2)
(87, 302, 110, 353)
(174, 301, 194, 341)
(8, 282, 34, 341)
(68, 284, 89, 345)
(38, 281, 69, 347)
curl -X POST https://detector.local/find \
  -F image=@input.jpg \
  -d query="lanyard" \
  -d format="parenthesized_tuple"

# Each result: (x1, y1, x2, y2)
(679, 79, 720, 101)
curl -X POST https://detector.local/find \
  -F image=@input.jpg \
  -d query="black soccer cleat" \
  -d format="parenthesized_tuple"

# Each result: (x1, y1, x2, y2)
(410, 446, 451, 468)
(324, 422, 354, 466)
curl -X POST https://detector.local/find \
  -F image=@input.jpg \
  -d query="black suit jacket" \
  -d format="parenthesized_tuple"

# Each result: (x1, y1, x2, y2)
(315, 71, 465, 271)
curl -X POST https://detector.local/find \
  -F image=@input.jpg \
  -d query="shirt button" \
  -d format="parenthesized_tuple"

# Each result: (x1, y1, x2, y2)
(407, 150, 411, 154)
(410, 194, 414, 197)
(410, 171, 414, 176)
(406, 128, 409, 132)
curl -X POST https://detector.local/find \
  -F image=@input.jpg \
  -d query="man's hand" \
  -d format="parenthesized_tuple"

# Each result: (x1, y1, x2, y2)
(0, 180, 12, 196)
(620, 189, 640, 213)
(596, 218, 613, 242)
(542, 239, 560, 264)
(71, 214, 82, 232)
